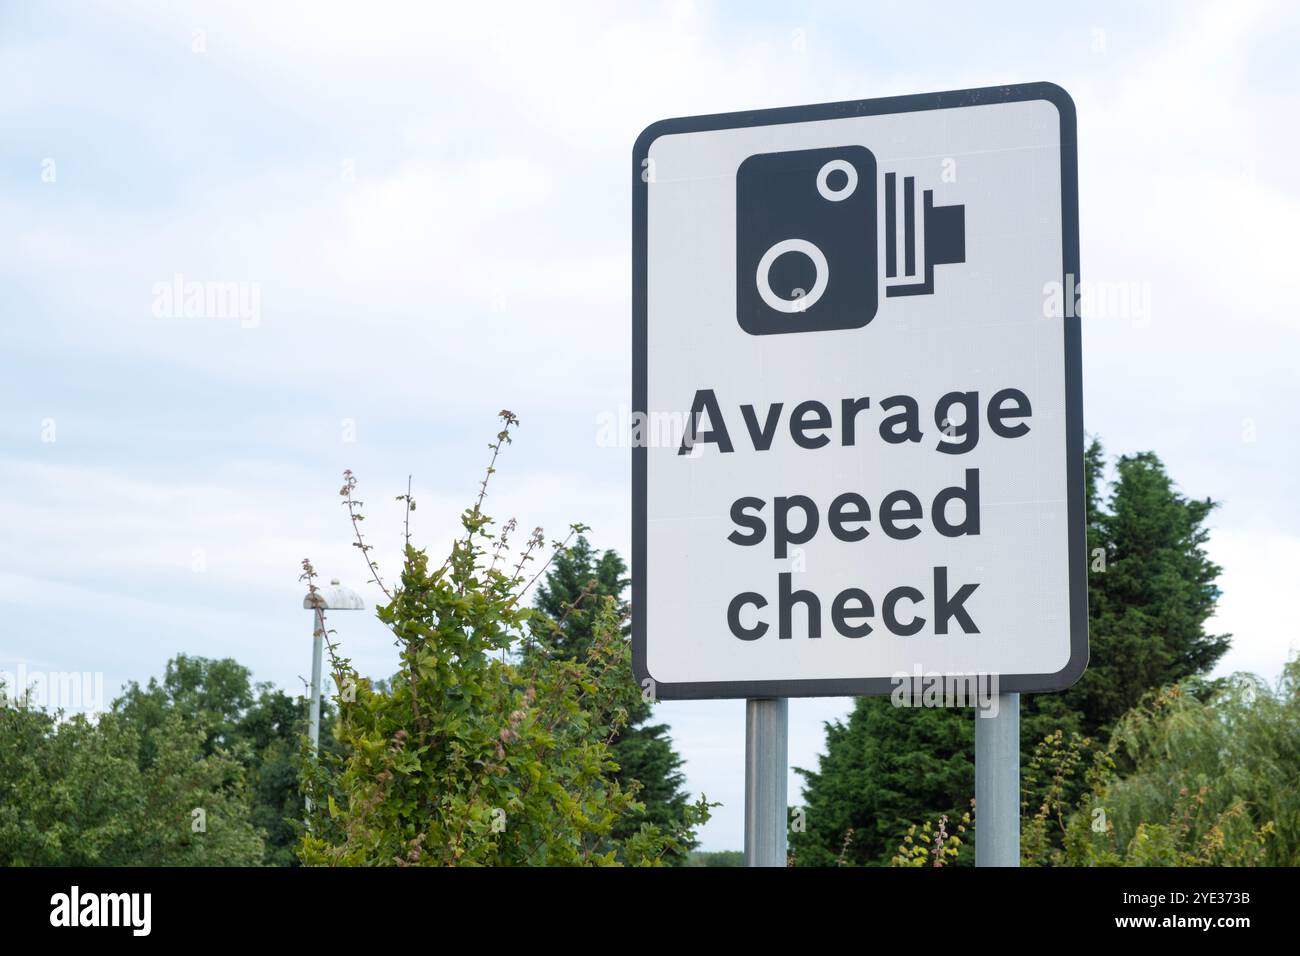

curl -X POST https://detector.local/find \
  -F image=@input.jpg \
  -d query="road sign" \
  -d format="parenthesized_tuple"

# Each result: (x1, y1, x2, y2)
(632, 83, 1086, 700)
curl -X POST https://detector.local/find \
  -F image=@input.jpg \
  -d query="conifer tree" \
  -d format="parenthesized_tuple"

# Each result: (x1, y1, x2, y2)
(528, 536, 694, 853)
(791, 440, 1228, 865)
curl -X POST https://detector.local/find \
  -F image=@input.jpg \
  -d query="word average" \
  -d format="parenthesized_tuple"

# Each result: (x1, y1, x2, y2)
(677, 386, 1032, 456)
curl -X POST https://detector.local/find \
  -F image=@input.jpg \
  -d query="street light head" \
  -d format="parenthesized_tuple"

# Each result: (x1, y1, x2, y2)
(303, 581, 366, 611)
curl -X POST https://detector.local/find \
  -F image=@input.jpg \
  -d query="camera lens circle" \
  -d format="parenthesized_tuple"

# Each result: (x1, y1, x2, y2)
(756, 239, 829, 314)
(817, 159, 857, 201)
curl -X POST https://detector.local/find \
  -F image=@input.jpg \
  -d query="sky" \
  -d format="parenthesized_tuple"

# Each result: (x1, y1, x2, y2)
(1, 0, 1298, 852)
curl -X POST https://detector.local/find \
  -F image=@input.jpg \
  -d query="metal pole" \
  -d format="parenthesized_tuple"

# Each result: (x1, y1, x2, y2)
(975, 691, 1019, 866)
(306, 606, 324, 815)
(744, 697, 788, 867)
(309, 607, 324, 754)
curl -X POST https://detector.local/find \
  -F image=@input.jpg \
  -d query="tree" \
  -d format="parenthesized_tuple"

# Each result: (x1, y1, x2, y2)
(239, 686, 343, 866)
(527, 536, 694, 855)
(116, 656, 254, 767)
(1056, 444, 1229, 734)
(114, 653, 338, 866)
(791, 701, 974, 867)
(298, 413, 709, 865)
(1077, 665, 1298, 866)
(684, 850, 744, 866)
(0, 690, 264, 866)
(1021, 661, 1299, 867)
(791, 440, 1228, 865)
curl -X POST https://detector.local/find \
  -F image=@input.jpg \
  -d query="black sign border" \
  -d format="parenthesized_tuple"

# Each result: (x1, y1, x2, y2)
(632, 82, 1086, 700)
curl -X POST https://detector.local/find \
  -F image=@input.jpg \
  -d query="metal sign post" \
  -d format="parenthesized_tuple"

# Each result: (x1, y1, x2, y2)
(975, 692, 1020, 866)
(744, 697, 788, 867)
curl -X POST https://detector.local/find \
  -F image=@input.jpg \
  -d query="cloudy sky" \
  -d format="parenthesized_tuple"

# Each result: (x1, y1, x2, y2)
(2, 0, 1297, 851)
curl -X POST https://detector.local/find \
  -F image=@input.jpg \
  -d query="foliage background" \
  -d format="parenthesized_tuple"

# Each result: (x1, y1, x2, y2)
(3, 435, 1293, 868)
(789, 440, 1255, 867)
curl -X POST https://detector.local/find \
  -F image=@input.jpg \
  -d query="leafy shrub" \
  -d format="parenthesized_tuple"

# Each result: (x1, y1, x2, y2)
(0, 697, 264, 866)
(298, 412, 710, 865)
(1060, 666, 1296, 866)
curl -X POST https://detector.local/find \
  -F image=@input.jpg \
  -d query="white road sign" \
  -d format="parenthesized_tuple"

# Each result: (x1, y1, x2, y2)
(632, 83, 1086, 699)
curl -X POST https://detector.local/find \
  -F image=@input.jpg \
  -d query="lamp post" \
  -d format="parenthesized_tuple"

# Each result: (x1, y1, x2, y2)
(302, 578, 364, 813)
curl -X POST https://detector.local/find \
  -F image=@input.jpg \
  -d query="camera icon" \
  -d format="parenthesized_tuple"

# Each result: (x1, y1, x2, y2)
(736, 146, 877, 336)
(735, 145, 965, 336)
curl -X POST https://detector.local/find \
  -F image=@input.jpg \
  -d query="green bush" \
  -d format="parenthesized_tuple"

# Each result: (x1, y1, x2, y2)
(1059, 664, 1298, 866)
(298, 413, 710, 865)
(0, 699, 264, 866)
